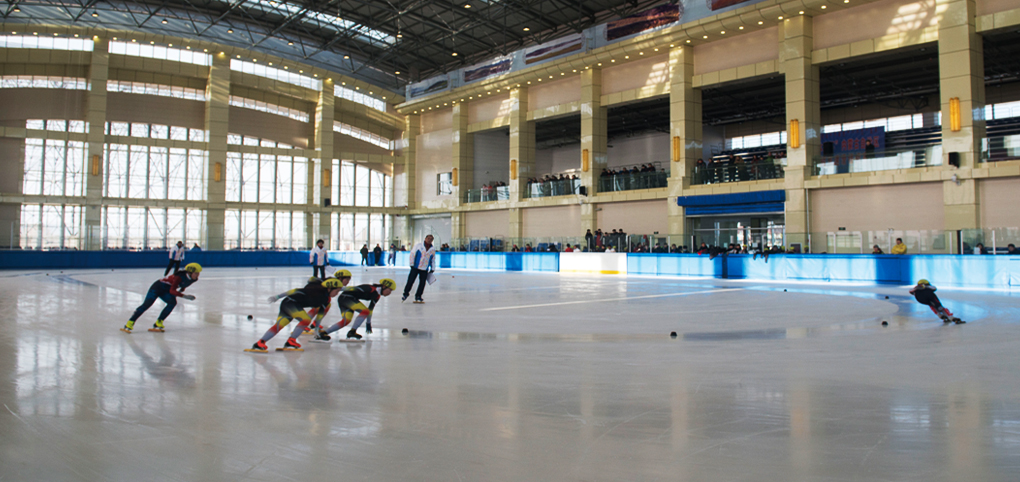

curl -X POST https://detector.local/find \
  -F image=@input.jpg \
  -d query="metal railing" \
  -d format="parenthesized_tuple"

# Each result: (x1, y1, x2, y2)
(464, 186, 510, 203)
(814, 144, 943, 175)
(522, 178, 581, 198)
(691, 161, 784, 185)
(598, 170, 669, 192)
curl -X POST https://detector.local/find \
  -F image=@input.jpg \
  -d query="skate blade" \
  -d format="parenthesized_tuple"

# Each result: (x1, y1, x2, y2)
(338, 339, 366, 343)
(243, 348, 269, 353)
(302, 330, 315, 335)
(148, 328, 165, 333)
(413, 300, 425, 304)
(954, 320, 967, 324)
(119, 328, 133, 334)
(309, 338, 332, 343)
(276, 347, 304, 352)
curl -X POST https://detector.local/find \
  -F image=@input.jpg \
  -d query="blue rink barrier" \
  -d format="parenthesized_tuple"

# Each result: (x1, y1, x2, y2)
(3, 250, 1015, 289)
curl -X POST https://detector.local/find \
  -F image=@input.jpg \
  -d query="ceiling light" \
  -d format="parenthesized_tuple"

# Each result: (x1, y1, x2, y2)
(236, 55, 241, 58)
(92, 11, 98, 17)
(523, 27, 530, 31)
(669, 44, 674, 47)
(13, 8, 20, 12)
(758, 20, 764, 24)
(162, 19, 168, 24)
(452, 52, 458, 56)
(464, 4, 470, 8)
(396, 34, 402, 38)
(703, 35, 708, 38)
(597, 63, 602, 66)
(395, 71, 401, 74)
(299, 70, 303, 73)
(227, 28, 234, 34)
(168, 43, 172, 46)
(314, 74, 318, 77)
(611, 59, 615, 62)
(284, 66, 288, 69)
(799, 11, 805, 14)
(572, 69, 577, 72)
(344, 55, 350, 59)
(150, 41, 155, 44)
(75, 34, 79, 37)
(739, 26, 744, 29)
(654, 48, 659, 51)
(54, 33, 59, 36)
(821, 5, 827, 8)
(721, 31, 725, 34)
(624, 55, 629, 59)
(686, 40, 691, 43)
(778, 16, 784, 19)
(844, 0, 849, 3)
(268, 62, 272, 65)
(288, 41, 294, 45)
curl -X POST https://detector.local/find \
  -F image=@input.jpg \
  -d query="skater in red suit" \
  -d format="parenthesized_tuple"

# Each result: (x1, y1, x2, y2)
(122, 263, 202, 333)
(248, 277, 345, 352)
(303, 269, 353, 334)
(909, 279, 964, 324)
(316, 279, 396, 341)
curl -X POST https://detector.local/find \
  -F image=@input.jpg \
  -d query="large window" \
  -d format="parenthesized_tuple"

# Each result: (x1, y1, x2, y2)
(104, 145, 207, 200)
(225, 153, 308, 203)
(22, 138, 86, 196)
(0, 35, 93, 51)
(334, 85, 387, 112)
(333, 121, 392, 149)
(107, 81, 207, 101)
(109, 41, 211, 66)
(230, 59, 320, 90)
(1, 76, 88, 90)
(101, 207, 205, 249)
(329, 159, 391, 207)
(224, 209, 306, 249)
(20, 205, 84, 250)
(331, 212, 391, 251)
(229, 95, 310, 122)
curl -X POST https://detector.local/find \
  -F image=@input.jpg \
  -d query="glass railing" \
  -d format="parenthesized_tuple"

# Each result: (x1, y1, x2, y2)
(447, 237, 507, 252)
(598, 171, 668, 193)
(522, 179, 581, 199)
(981, 135, 1020, 162)
(464, 186, 509, 203)
(813, 144, 942, 175)
(691, 162, 784, 185)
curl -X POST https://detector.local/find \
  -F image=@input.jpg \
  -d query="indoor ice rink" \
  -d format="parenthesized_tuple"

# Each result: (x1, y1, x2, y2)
(1, 266, 1018, 481)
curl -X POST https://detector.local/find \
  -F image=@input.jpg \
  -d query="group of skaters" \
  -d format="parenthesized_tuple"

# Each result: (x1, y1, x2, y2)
(122, 235, 439, 351)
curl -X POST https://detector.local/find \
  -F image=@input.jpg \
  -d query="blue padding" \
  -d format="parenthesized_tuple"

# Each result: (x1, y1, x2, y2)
(445, 252, 507, 270)
(677, 190, 785, 206)
(0, 250, 312, 270)
(522, 253, 559, 271)
(627, 253, 722, 277)
(685, 202, 785, 215)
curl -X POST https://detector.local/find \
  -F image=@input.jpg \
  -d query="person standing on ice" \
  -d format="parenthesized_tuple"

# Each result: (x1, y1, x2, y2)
(165, 240, 186, 276)
(402, 234, 436, 303)
(122, 263, 202, 333)
(249, 277, 345, 352)
(310, 239, 328, 279)
(909, 279, 963, 324)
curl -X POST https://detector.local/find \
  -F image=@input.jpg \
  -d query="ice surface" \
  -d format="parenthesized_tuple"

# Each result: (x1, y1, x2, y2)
(1, 267, 1018, 481)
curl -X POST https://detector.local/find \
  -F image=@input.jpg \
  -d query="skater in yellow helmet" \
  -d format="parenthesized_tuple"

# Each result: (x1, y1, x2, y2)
(316, 278, 396, 341)
(248, 277, 344, 352)
(909, 279, 963, 324)
(121, 263, 202, 333)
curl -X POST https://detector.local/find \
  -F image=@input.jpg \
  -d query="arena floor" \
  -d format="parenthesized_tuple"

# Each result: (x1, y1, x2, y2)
(1, 266, 1018, 481)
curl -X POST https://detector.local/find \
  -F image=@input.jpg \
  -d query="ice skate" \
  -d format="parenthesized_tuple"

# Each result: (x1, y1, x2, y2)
(413, 298, 425, 304)
(401, 293, 408, 302)
(940, 314, 952, 323)
(310, 330, 332, 343)
(952, 317, 966, 324)
(245, 340, 269, 353)
(120, 320, 135, 333)
(148, 320, 165, 332)
(346, 330, 362, 340)
(277, 336, 299, 350)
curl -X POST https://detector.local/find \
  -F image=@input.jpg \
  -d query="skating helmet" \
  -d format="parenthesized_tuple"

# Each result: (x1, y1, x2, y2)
(322, 278, 344, 289)
(184, 263, 202, 273)
(917, 279, 929, 285)
(378, 278, 397, 291)
(334, 269, 353, 279)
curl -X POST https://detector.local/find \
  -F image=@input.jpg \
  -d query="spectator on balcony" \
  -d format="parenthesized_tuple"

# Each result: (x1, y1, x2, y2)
(865, 139, 875, 158)
(511, 244, 520, 252)
(872, 245, 884, 254)
(697, 243, 710, 255)
(694, 158, 705, 184)
(585, 229, 594, 250)
(524, 244, 533, 252)
(1008, 244, 1018, 255)
(973, 243, 987, 255)
(564, 245, 574, 252)
(891, 238, 908, 255)
(734, 156, 748, 181)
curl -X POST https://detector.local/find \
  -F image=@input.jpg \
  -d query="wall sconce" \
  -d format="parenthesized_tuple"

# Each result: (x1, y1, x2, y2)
(582, 149, 590, 172)
(672, 136, 680, 162)
(452, 167, 458, 186)
(949, 97, 961, 132)
(214, 162, 222, 182)
(90, 154, 100, 176)
(510, 159, 518, 180)
(789, 119, 800, 149)
(322, 168, 331, 187)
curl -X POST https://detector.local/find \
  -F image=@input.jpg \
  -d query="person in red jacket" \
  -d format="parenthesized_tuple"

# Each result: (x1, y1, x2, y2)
(122, 263, 202, 333)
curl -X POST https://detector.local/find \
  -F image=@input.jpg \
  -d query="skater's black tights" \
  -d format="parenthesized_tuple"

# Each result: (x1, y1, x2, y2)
(131, 289, 177, 322)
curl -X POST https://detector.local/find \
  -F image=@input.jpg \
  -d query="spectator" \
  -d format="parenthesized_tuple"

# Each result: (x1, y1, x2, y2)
(864, 139, 875, 157)
(373, 243, 383, 265)
(191, 243, 202, 251)
(872, 245, 884, 254)
(360, 244, 370, 265)
(585, 229, 594, 250)
(973, 243, 986, 255)
(402, 234, 436, 303)
(891, 238, 907, 255)
(388, 243, 397, 265)
(524, 244, 533, 252)
(310, 239, 328, 279)
(1008, 244, 1019, 255)
(511, 244, 520, 252)
(564, 245, 574, 252)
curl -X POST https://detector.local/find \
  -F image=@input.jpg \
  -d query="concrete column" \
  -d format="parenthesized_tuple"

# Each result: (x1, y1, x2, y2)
(580, 68, 607, 201)
(781, 16, 820, 249)
(83, 37, 109, 250)
(451, 211, 465, 246)
(313, 80, 335, 247)
(667, 46, 701, 239)
(402, 115, 419, 210)
(508, 207, 523, 246)
(939, 0, 984, 234)
(451, 103, 473, 204)
(508, 87, 534, 203)
(204, 53, 230, 250)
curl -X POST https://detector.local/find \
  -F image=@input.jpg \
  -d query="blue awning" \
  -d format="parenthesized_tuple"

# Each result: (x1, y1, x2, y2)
(678, 190, 785, 215)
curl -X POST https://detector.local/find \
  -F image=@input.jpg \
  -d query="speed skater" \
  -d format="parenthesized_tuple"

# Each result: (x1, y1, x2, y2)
(909, 279, 964, 324)
(316, 278, 396, 341)
(248, 277, 345, 352)
(302, 269, 353, 334)
(122, 263, 202, 333)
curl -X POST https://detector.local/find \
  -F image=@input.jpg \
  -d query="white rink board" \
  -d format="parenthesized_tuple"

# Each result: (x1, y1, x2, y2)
(559, 252, 627, 274)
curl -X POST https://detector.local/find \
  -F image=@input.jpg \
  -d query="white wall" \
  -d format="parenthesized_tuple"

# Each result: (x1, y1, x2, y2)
(597, 200, 667, 234)
(810, 183, 945, 231)
(412, 215, 452, 247)
(606, 132, 669, 169)
(465, 210, 509, 238)
(534, 144, 581, 176)
(522, 205, 581, 237)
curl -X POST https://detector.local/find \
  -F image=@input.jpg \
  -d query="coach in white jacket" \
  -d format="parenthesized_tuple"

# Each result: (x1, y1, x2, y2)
(310, 239, 329, 279)
(165, 241, 186, 275)
(402, 234, 436, 303)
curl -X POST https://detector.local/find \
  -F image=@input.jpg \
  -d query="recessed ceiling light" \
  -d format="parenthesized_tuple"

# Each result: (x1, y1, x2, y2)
(464, 4, 470, 8)
(523, 27, 530, 31)
(395, 71, 401, 74)
(236, 55, 241, 58)
(611, 59, 615, 62)
(288, 41, 294, 45)
(227, 28, 234, 33)
(703, 35, 708, 39)
(721, 31, 725, 34)
(758, 20, 764, 24)
(150, 41, 155, 44)
(284, 66, 288, 69)
(625, 55, 629, 59)
(821, 5, 827, 8)
(572, 69, 577, 72)
(799, 11, 805, 14)
(74, 34, 79, 37)
(778, 16, 784, 19)
(844, 0, 849, 3)
(686, 40, 691, 43)
(452, 52, 458, 56)
(739, 26, 744, 29)
(92, 11, 98, 17)
(597, 63, 602, 66)
(654, 48, 659, 51)
(161, 19, 168, 24)
(344, 55, 350, 59)
(299, 70, 303, 73)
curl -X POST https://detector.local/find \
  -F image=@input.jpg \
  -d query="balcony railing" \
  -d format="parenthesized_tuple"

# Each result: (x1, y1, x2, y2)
(464, 186, 509, 203)
(598, 170, 668, 192)
(523, 178, 581, 198)
(692, 161, 784, 185)
(813, 144, 942, 175)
